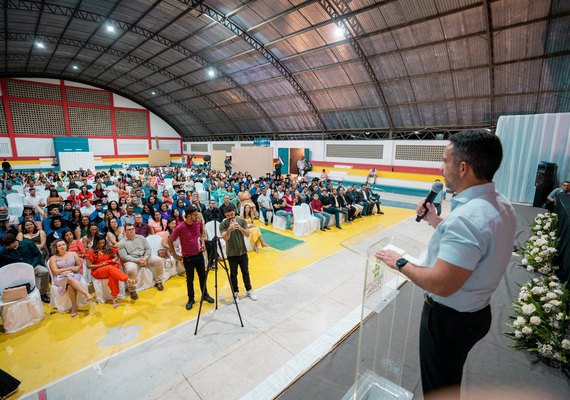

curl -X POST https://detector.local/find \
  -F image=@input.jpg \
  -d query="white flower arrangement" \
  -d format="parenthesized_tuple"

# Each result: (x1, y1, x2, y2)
(517, 213, 559, 275)
(507, 275, 570, 368)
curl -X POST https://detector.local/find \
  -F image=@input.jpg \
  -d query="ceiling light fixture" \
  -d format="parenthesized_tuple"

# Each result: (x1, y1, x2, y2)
(151, 91, 156, 96)
(207, 68, 215, 78)
(106, 24, 115, 33)
(334, 26, 345, 38)
(72, 65, 78, 70)
(35, 41, 45, 49)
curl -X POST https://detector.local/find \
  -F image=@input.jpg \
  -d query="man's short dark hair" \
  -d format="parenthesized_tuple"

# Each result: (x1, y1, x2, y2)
(1, 233, 17, 246)
(449, 130, 503, 181)
(224, 204, 236, 213)
(185, 206, 198, 215)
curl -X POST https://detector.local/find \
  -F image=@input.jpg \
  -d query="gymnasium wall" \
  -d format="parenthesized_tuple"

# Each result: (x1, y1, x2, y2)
(0, 77, 183, 170)
(184, 139, 448, 175)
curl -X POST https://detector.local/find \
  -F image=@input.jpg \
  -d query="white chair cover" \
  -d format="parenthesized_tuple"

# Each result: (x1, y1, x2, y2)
(12, 185, 24, 195)
(136, 267, 155, 291)
(272, 214, 287, 230)
(6, 193, 24, 217)
(107, 191, 119, 202)
(48, 259, 89, 314)
(292, 205, 315, 237)
(0, 263, 45, 333)
(92, 278, 127, 304)
(146, 234, 180, 282)
(301, 203, 321, 232)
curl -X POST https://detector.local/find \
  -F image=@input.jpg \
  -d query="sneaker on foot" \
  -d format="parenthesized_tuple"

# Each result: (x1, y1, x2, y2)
(246, 290, 258, 301)
(233, 292, 240, 304)
(129, 291, 138, 300)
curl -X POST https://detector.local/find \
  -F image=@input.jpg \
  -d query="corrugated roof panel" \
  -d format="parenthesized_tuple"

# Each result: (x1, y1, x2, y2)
(309, 92, 336, 110)
(315, 23, 346, 47)
(245, 79, 297, 99)
(401, 43, 450, 75)
(295, 71, 326, 91)
(364, 31, 400, 55)
(384, 0, 439, 25)
(207, 89, 248, 106)
(546, 15, 570, 53)
(494, 59, 543, 94)
(281, 57, 312, 73)
(540, 55, 570, 91)
(417, 100, 458, 126)
(447, 36, 488, 69)
(369, 53, 408, 80)
(382, 79, 417, 105)
(453, 67, 491, 97)
(494, 21, 548, 63)
(245, 0, 292, 22)
(230, 64, 282, 85)
(434, 0, 482, 13)
(327, 87, 363, 109)
(208, 40, 254, 64)
(456, 98, 492, 125)
(266, 10, 311, 37)
(354, 85, 382, 106)
(297, 2, 332, 25)
(388, 105, 422, 128)
(193, 78, 235, 94)
(391, 19, 445, 49)
(491, 0, 550, 28)
(219, 53, 268, 76)
(65, 19, 101, 42)
(221, 102, 263, 119)
(551, 0, 570, 13)
(342, 62, 371, 85)
(250, 24, 282, 45)
(495, 94, 538, 116)
(322, 110, 370, 130)
(260, 96, 312, 116)
(137, 1, 184, 31)
(439, 5, 485, 39)
(329, 43, 358, 63)
(410, 73, 455, 101)
(153, 49, 192, 70)
(356, 8, 389, 32)
(366, 107, 390, 128)
(301, 49, 339, 69)
(207, 122, 234, 134)
(537, 92, 570, 114)
(269, 40, 298, 59)
(313, 66, 353, 88)
(272, 113, 316, 131)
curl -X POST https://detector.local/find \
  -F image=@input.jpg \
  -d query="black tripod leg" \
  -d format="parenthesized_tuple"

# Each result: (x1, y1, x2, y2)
(194, 253, 210, 335)
(216, 240, 244, 328)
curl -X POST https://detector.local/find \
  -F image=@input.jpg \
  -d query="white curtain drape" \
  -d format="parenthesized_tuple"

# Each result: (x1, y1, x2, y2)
(495, 113, 570, 204)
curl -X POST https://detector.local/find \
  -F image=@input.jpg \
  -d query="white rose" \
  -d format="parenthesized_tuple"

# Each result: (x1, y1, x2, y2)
(533, 278, 540, 283)
(548, 247, 557, 254)
(531, 286, 542, 294)
(529, 316, 541, 325)
(544, 304, 553, 312)
(531, 248, 539, 254)
(522, 326, 533, 334)
(546, 292, 557, 300)
(536, 231, 543, 235)
(544, 223, 551, 230)
(526, 266, 533, 272)
(550, 232, 556, 237)
(514, 330, 523, 339)
(549, 281, 559, 288)
(535, 256, 542, 263)
(521, 258, 528, 265)
(522, 304, 536, 315)
(537, 213, 544, 218)
(556, 313, 563, 321)
(529, 236, 538, 241)
(549, 300, 562, 307)
(562, 339, 570, 350)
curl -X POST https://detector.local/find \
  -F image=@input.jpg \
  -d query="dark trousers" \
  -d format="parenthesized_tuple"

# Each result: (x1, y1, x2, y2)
(419, 300, 491, 397)
(227, 253, 251, 293)
(323, 206, 341, 226)
(183, 254, 208, 301)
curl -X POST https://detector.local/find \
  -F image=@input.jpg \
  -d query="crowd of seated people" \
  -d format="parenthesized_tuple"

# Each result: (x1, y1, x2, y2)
(0, 162, 385, 317)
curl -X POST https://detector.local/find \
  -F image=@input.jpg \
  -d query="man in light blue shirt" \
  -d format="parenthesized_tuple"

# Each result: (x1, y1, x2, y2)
(376, 130, 516, 397)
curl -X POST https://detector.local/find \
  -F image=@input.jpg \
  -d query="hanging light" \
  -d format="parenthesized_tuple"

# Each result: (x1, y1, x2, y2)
(106, 24, 115, 33)
(207, 68, 216, 78)
(35, 41, 45, 49)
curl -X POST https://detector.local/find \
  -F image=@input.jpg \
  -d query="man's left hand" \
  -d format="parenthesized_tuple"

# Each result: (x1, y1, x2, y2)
(373, 249, 400, 270)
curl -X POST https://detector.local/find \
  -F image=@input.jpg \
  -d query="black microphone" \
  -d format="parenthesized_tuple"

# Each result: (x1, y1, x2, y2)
(415, 181, 444, 222)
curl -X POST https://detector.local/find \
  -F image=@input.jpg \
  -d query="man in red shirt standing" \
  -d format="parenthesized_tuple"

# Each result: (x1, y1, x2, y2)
(168, 206, 214, 310)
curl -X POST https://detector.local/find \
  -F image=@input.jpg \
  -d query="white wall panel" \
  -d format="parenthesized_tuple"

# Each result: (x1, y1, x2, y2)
(0, 138, 12, 156)
(149, 112, 179, 138)
(13, 78, 61, 85)
(151, 139, 180, 153)
(16, 137, 54, 157)
(113, 94, 144, 109)
(63, 81, 100, 89)
(117, 139, 148, 155)
(88, 138, 115, 155)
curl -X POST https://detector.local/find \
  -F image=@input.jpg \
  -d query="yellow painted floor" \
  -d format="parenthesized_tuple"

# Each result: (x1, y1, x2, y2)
(1, 207, 415, 397)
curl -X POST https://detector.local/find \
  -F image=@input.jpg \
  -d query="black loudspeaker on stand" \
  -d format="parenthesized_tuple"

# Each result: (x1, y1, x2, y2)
(533, 162, 557, 208)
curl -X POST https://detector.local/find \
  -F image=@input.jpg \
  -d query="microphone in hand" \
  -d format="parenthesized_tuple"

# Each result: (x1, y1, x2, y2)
(416, 181, 444, 222)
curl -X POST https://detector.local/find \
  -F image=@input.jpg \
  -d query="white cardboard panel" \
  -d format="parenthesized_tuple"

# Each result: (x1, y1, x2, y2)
(88, 138, 115, 155)
(117, 139, 148, 155)
(16, 137, 55, 157)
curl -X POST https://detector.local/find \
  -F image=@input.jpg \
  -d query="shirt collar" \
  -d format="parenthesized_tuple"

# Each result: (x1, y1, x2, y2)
(451, 182, 495, 211)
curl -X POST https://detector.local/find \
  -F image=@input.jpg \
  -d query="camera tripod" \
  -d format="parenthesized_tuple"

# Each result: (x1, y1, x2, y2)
(194, 220, 244, 335)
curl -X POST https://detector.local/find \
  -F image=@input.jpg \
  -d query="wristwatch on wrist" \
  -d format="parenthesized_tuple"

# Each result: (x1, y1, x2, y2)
(396, 257, 408, 272)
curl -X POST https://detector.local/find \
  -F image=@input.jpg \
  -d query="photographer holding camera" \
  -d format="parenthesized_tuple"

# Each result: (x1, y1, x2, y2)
(203, 199, 220, 223)
(219, 204, 257, 303)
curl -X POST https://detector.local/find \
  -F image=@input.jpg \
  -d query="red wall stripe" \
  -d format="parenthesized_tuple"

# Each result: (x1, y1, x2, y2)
(60, 80, 71, 136)
(0, 80, 18, 157)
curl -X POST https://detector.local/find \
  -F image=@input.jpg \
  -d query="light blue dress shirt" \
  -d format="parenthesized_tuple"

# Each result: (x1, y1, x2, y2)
(422, 182, 516, 312)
